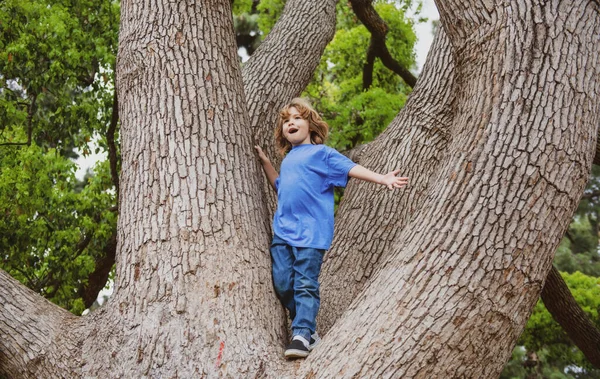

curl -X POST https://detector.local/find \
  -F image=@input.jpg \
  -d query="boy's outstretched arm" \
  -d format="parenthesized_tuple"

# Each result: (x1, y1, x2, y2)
(254, 145, 279, 192)
(349, 165, 409, 190)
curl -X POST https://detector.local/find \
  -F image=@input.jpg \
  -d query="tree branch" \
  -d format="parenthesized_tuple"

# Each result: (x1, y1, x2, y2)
(363, 37, 377, 90)
(107, 90, 120, 196)
(79, 231, 116, 309)
(320, 27, 456, 332)
(77, 58, 98, 87)
(582, 189, 600, 199)
(350, 0, 417, 88)
(0, 270, 81, 377)
(541, 266, 600, 367)
(537, 127, 600, 369)
(594, 127, 600, 166)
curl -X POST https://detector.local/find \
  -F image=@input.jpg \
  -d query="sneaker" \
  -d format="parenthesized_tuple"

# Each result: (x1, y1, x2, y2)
(308, 332, 320, 351)
(285, 335, 310, 359)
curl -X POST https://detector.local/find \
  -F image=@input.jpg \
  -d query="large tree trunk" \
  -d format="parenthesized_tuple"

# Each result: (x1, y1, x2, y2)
(109, 0, 282, 375)
(306, 1, 600, 377)
(1, 0, 600, 378)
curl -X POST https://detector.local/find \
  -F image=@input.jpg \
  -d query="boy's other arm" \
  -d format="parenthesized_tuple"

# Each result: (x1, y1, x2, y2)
(348, 165, 409, 190)
(254, 146, 279, 192)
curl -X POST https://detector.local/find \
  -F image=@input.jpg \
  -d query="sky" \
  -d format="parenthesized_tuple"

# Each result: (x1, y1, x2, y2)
(412, 0, 440, 73)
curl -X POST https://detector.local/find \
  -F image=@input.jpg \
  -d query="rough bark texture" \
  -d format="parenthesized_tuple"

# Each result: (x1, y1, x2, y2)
(303, 1, 600, 377)
(1, 0, 600, 378)
(107, 0, 284, 375)
(320, 28, 456, 333)
(0, 271, 83, 378)
(541, 266, 600, 367)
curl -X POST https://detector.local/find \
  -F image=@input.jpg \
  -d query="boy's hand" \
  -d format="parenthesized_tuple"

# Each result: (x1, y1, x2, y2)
(381, 169, 409, 190)
(254, 145, 270, 163)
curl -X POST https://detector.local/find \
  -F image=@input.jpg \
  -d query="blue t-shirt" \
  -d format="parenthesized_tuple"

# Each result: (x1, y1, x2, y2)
(273, 144, 357, 250)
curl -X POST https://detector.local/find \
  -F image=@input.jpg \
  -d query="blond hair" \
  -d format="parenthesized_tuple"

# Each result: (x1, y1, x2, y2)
(274, 98, 329, 156)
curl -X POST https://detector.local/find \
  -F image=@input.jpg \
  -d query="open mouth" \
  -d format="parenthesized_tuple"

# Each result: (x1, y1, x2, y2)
(288, 128, 298, 134)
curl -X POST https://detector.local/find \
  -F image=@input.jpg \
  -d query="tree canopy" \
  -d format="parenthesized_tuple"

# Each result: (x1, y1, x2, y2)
(0, 0, 119, 313)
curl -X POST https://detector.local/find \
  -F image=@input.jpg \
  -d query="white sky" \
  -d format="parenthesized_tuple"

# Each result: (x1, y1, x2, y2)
(413, 0, 439, 73)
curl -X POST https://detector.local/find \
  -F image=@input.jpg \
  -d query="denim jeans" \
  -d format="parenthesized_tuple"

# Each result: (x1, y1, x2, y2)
(270, 234, 325, 342)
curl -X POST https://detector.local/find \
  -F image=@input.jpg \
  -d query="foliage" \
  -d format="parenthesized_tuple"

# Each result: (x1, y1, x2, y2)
(501, 346, 578, 379)
(304, 1, 416, 152)
(0, 141, 117, 314)
(0, 0, 119, 155)
(0, 0, 119, 314)
(255, 0, 285, 36)
(501, 271, 600, 378)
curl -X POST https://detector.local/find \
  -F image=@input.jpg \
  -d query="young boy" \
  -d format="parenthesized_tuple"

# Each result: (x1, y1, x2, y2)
(255, 98, 408, 358)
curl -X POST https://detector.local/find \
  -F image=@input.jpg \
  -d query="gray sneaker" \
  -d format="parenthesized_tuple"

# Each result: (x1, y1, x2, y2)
(308, 332, 321, 351)
(285, 335, 310, 359)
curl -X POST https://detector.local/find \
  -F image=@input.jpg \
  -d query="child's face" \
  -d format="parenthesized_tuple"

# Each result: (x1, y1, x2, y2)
(282, 107, 311, 147)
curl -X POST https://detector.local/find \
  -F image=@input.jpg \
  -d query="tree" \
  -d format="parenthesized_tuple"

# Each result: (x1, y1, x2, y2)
(2, 0, 600, 378)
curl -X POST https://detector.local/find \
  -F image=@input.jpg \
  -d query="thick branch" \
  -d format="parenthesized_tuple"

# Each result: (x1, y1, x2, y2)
(243, 0, 337, 137)
(320, 27, 456, 333)
(79, 231, 117, 309)
(350, 0, 417, 88)
(243, 0, 337, 213)
(0, 270, 82, 377)
(541, 266, 600, 367)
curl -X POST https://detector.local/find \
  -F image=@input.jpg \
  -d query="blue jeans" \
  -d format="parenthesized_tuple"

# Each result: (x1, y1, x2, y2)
(270, 234, 325, 342)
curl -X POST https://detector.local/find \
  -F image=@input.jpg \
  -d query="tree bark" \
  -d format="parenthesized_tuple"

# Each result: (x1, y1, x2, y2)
(309, 0, 600, 377)
(541, 266, 600, 367)
(0, 271, 82, 377)
(109, 0, 285, 375)
(320, 27, 456, 333)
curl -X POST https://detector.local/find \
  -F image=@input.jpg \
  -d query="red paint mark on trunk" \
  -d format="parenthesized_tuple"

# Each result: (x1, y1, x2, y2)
(215, 340, 225, 368)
